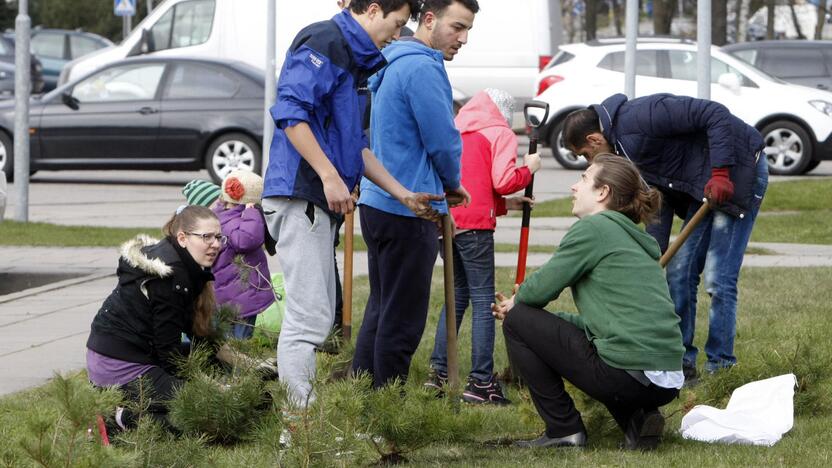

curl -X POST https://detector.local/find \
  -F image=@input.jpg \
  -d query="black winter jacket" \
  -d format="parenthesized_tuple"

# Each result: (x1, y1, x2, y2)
(593, 93, 764, 218)
(86, 236, 214, 374)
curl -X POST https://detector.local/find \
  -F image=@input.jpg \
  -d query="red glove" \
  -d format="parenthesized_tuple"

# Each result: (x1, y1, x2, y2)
(704, 167, 734, 204)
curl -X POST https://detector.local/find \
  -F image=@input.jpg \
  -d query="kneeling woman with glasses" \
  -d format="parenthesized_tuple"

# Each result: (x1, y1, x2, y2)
(86, 205, 226, 431)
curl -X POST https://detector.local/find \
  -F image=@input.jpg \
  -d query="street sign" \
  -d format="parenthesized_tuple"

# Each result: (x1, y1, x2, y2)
(114, 0, 136, 16)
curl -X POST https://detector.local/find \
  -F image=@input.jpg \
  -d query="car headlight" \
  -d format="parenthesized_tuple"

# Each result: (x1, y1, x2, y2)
(809, 100, 832, 117)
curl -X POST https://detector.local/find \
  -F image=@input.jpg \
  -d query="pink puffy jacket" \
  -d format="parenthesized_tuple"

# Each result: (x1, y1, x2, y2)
(451, 91, 532, 230)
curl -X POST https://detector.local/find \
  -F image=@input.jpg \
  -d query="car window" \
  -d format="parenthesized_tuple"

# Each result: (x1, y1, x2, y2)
(164, 63, 239, 99)
(597, 50, 660, 77)
(72, 64, 165, 102)
(731, 49, 758, 65)
(761, 48, 827, 78)
(149, 0, 215, 52)
(69, 35, 104, 59)
(31, 32, 66, 59)
(667, 50, 757, 87)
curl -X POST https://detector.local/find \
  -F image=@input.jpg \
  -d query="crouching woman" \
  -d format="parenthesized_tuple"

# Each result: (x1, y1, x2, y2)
(493, 154, 684, 450)
(85, 205, 223, 431)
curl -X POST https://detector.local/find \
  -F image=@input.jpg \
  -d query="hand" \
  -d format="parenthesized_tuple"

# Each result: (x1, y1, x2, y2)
(524, 152, 542, 174)
(445, 185, 471, 208)
(491, 291, 516, 321)
(506, 195, 534, 211)
(245, 202, 256, 209)
(400, 191, 444, 223)
(322, 173, 354, 214)
(704, 167, 734, 205)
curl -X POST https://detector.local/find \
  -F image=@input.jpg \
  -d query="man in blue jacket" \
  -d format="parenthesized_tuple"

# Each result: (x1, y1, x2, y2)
(352, 0, 479, 388)
(262, 0, 441, 408)
(562, 93, 768, 381)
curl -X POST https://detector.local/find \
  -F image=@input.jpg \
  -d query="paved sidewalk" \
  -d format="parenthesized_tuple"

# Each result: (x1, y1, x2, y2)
(3, 236, 832, 396)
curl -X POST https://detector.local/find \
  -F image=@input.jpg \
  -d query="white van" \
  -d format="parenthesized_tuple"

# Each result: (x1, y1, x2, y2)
(61, 0, 551, 113)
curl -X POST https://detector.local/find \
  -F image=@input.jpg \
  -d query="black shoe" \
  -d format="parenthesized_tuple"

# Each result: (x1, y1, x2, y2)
(513, 431, 587, 448)
(423, 369, 448, 396)
(462, 375, 511, 405)
(683, 365, 699, 388)
(623, 409, 665, 451)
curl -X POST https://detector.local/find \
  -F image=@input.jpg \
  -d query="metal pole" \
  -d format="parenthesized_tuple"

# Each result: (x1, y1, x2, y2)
(146, 0, 154, 14)
(549, 0, 564, 51)
(624, 0, 638, 98)
(127, 15, 132, 34)
(262, 0, 277, 174)
(13, 0, 31, 222)
(697, 0, 712, 99)
(122, 17, 128, 41)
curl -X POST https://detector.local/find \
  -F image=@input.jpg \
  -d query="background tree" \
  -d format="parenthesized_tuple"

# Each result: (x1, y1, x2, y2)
(713, 0, 728, 45)
(788, 0, 806, 38)
(586, 0, 599, 40)
(815, 0, 827, 39)
(653, 0, 677, 35)
(766, 0, 776, 39)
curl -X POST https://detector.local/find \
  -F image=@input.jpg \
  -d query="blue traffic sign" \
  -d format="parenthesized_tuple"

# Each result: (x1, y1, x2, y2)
(114, 0, 136, 17)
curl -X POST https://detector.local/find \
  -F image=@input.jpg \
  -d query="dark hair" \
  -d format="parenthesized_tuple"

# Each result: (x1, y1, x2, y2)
(418, 0, 480, 24)
(562, 108, 601, 151)
(592, 153, 662, 225)
(162, 205, 218, 337)
(350, 0, 422, 22)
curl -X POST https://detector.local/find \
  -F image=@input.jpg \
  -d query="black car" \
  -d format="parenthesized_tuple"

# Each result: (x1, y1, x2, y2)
(0, 57, 264, 183)
(0, 35, 45, 95)
(722, 40, 832, 91)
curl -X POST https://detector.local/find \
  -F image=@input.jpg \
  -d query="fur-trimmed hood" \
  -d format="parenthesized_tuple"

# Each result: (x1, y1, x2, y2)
(119, 235, 174, 278)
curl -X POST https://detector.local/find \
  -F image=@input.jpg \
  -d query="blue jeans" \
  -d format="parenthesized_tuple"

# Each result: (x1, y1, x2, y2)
(429, 230, 496, 382)
(662, 156, 768, 371)
(231, 315, 257, 340)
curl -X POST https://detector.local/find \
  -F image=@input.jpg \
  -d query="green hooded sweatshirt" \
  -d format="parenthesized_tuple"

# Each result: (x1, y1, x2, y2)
(516, 210, 684, 371)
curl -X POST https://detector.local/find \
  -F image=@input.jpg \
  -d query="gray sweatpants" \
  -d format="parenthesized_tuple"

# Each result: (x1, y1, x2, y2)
(262, 197, 337, 407)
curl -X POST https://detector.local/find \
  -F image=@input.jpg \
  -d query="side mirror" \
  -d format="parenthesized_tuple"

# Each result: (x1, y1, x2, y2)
(718, 72, 742, 93)
(61, 92, 79, 110)
(127, 29, 151, 57)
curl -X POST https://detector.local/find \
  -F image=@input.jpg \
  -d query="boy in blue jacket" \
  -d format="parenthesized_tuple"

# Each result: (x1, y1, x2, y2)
(352, 0, 480, 389)
(262, 0, 441, 408)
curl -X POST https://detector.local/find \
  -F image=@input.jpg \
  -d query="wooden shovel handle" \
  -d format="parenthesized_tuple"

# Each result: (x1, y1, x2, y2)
(660, 202, 711, 268)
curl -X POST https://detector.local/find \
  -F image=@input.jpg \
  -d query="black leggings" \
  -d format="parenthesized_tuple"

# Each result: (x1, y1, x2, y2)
(118, 367, 183, 430)
(503, 303, 678, 438)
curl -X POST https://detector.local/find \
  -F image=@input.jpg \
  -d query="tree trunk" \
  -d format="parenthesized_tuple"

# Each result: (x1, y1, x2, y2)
(586, 0, 599, 41)
(713, 0, 728, 45)
(816, 0, 827, 39)
(766, 0, 776, 39)
(653, 0, 677, 35)
(612, 0, 624, 35)
(789, 1, 806, 39)
(736, 0, 751, 41)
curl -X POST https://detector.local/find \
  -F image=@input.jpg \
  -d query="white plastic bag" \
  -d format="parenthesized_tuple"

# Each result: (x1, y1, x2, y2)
(680, 373, 797, 446)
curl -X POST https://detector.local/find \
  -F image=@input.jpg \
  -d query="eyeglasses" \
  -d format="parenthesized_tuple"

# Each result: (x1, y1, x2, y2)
(185, 232, 228, 246)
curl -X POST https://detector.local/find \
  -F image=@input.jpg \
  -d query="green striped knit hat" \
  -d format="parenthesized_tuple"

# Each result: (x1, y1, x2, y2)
(182, 179, 221, 207)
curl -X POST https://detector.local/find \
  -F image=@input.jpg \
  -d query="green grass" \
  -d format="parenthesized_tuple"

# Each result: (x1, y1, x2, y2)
(0, 221, 158, 247)
(2, 266, 831, 466)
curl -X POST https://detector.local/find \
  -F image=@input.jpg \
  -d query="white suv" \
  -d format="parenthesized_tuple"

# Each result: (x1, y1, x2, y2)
(534, 38, 832, 175)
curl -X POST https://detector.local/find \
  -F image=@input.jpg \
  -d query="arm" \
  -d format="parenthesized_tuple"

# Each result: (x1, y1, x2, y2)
(515, 220, 600, 308)
(362, 148, 443, 221)
(491, 130, 533, 196)
(225, 207, 266, 253)
(145, 278, 190, 374)
(272, 44, 353, 214)
(405, 65, 462, 190)
(639, 94, 736, 168)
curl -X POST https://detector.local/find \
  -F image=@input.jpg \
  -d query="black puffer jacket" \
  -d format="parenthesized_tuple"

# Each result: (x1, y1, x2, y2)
(86, 236, 214, 374)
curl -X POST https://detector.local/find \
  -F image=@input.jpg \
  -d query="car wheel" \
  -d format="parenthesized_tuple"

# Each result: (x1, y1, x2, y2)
(761, 121, 813, 176)
(802, 159, 821, 174)
(549, 120, 588, 170)
(0, 131, 12, 182)
(205, 133, 261, 184)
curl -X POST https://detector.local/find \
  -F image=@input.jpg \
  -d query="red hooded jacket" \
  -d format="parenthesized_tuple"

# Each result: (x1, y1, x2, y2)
(451, 91, 532, 230)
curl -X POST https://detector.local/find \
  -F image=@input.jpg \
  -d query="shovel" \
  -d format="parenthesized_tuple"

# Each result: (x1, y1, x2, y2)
(342, 211, 355, 341)
(441, 214, 460, 390)
(515, 100, 549, 283)
(660, 200, 711, 268)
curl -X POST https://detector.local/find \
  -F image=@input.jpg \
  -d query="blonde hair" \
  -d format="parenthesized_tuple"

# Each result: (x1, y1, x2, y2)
(592, 153, 662, 225)
(161, 205, 217, 337)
